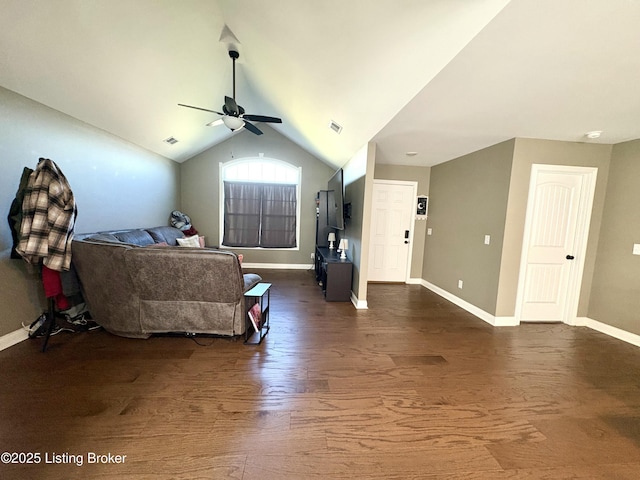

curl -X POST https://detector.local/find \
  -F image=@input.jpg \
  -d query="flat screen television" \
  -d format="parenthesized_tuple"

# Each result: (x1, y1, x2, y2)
(327, 168, 345, 230)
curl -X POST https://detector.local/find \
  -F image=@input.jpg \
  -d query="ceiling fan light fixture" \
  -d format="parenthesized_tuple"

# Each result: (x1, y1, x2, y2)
(178, 48, 281, 136)
(222, 116, 245, 130)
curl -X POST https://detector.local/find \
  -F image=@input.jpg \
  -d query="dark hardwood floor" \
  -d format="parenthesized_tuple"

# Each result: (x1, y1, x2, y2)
(2, 269, 640, 479)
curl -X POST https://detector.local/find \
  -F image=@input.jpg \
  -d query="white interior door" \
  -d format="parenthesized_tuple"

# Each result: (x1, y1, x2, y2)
(368, 181, 416, 282)
(517, 165, 597, 323)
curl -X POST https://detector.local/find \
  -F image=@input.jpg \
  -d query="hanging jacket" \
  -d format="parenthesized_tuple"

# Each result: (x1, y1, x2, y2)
(16, 158, 77, 271)
(7, 166, 34, 259)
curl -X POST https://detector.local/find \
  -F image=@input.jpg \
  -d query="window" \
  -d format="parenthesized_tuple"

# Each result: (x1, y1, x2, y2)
(220, 158, 301, 249)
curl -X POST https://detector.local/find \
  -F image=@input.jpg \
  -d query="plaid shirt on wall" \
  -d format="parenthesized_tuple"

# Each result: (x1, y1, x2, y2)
(16, 158, 77, 272)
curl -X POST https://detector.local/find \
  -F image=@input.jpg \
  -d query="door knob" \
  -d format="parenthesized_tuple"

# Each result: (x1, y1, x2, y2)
(566, 255, 575, 260)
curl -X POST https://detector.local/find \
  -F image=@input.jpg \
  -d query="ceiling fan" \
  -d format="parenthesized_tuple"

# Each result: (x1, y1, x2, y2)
(178, 50, 282, 135)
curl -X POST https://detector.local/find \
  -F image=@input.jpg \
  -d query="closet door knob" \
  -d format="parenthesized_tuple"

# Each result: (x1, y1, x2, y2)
(566, 255, 575, 260)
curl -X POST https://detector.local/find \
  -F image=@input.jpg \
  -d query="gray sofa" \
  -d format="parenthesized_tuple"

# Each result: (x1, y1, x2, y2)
(71, 226, 261, 339)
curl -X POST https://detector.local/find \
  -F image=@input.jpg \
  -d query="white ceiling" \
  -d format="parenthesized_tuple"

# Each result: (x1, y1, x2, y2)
(1, 0, 639, 169)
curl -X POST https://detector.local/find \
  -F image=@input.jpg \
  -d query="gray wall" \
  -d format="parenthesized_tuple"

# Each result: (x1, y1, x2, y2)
(180, 125, 334, 265)
(0, 87, 180, 336)
(423, 137, 614, 323)
(343, 143, 375, 303)
(374, 163, 431, 279)
(423, 140, 514, 315)
(588, 139, 640, 335)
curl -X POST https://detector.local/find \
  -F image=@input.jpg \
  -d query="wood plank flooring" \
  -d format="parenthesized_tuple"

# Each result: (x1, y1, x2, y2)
(1, 269, 640, 479)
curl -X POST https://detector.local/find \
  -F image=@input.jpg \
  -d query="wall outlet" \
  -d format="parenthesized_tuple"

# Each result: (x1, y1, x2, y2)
(458, 280, 463, 289)
(633, 244, 640, 255)
(427, 228, 432, 236)
(484, 235, 491, 245)
(311, 252, 315, 260)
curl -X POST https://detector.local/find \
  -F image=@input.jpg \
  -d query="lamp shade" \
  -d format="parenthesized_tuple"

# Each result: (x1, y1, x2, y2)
(327, 232, 336, 242)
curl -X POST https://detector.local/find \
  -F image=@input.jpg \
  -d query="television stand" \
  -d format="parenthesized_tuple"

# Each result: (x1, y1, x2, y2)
(314, 246, 352, 302)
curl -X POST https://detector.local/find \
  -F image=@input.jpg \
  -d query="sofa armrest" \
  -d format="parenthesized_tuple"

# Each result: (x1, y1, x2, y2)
(243, 273, 262, 292)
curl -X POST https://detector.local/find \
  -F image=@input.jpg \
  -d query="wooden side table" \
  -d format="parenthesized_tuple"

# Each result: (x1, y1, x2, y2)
(244, 282, 271, 345)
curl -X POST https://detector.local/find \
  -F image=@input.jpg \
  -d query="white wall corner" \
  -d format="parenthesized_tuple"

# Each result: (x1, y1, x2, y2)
(494, 316, 519, 326)
(351, 292, 368, 309)
(0, 328, 29, 352)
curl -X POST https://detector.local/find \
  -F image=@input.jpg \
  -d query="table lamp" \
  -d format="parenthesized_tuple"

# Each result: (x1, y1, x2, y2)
(328, 232, 336, 249)
(338, 238, 348, 259)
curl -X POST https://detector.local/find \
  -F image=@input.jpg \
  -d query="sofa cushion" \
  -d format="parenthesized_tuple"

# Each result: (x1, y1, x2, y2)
(114, 229, 155, 246)
(84, 233, 123, 243)
(146, 226, 184, 246)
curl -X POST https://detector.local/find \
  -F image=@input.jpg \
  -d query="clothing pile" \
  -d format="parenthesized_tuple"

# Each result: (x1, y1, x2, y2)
(9, 158, 98, 338)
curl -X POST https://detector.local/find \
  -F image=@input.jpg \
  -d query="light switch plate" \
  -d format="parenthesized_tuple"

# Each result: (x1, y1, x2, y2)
(427, 228, 432, 236)
(633, 244, 640, 255)
(484, 235, 491, 245)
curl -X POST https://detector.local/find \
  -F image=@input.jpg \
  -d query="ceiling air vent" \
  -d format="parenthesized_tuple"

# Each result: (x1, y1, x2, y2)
(329, 120, 343, 134)
(164, 136, 179, 145)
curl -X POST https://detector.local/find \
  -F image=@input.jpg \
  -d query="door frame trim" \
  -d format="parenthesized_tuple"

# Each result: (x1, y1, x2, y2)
(514, 164, 598, 325)
(370, 179, 418, 283)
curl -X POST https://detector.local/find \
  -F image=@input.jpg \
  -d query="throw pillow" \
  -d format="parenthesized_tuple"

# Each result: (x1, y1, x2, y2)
(176, 235, 202, 248)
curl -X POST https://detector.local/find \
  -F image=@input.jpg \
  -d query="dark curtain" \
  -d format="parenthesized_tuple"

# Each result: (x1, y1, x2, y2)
(261, 183, 297, 247)
(223, 181, 297, 248)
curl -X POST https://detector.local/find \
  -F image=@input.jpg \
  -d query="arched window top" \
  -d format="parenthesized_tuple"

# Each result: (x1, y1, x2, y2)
(222, 157, 300, 184)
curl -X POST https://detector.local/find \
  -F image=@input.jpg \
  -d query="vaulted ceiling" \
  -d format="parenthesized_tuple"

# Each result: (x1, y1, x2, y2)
(1, 0, 639, 169)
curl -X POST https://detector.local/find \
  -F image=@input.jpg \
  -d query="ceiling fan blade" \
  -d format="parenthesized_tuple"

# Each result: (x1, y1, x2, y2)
(178, 103, 224, 115)
(242, 121, 263, 135)
(224, 96, 240, 116)
(206, 119, 224, 127)
(242, 114, 282, 124)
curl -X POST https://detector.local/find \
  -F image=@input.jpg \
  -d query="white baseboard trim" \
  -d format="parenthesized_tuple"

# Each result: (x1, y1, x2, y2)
(494, 316, 519, 326)
(243, 263, 313, 270)
(0, 328, 29, 351)
(420, 280, 519, 327)
(419, 281, 639, 346)
(582, 317, 640, 348)
(421, 280, 498, 325)
(573, 316, 588, 326)
(407, 278, 423, 285)
(351, 292, 368, 309)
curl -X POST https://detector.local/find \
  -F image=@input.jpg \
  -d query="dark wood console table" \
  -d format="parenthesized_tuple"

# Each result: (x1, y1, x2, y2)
(314, 246, 353, 302)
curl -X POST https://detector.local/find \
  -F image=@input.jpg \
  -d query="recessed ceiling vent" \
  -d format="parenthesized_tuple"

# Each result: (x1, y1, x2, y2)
(329, 120, 343, 134)
(164, 136, 179, 145)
